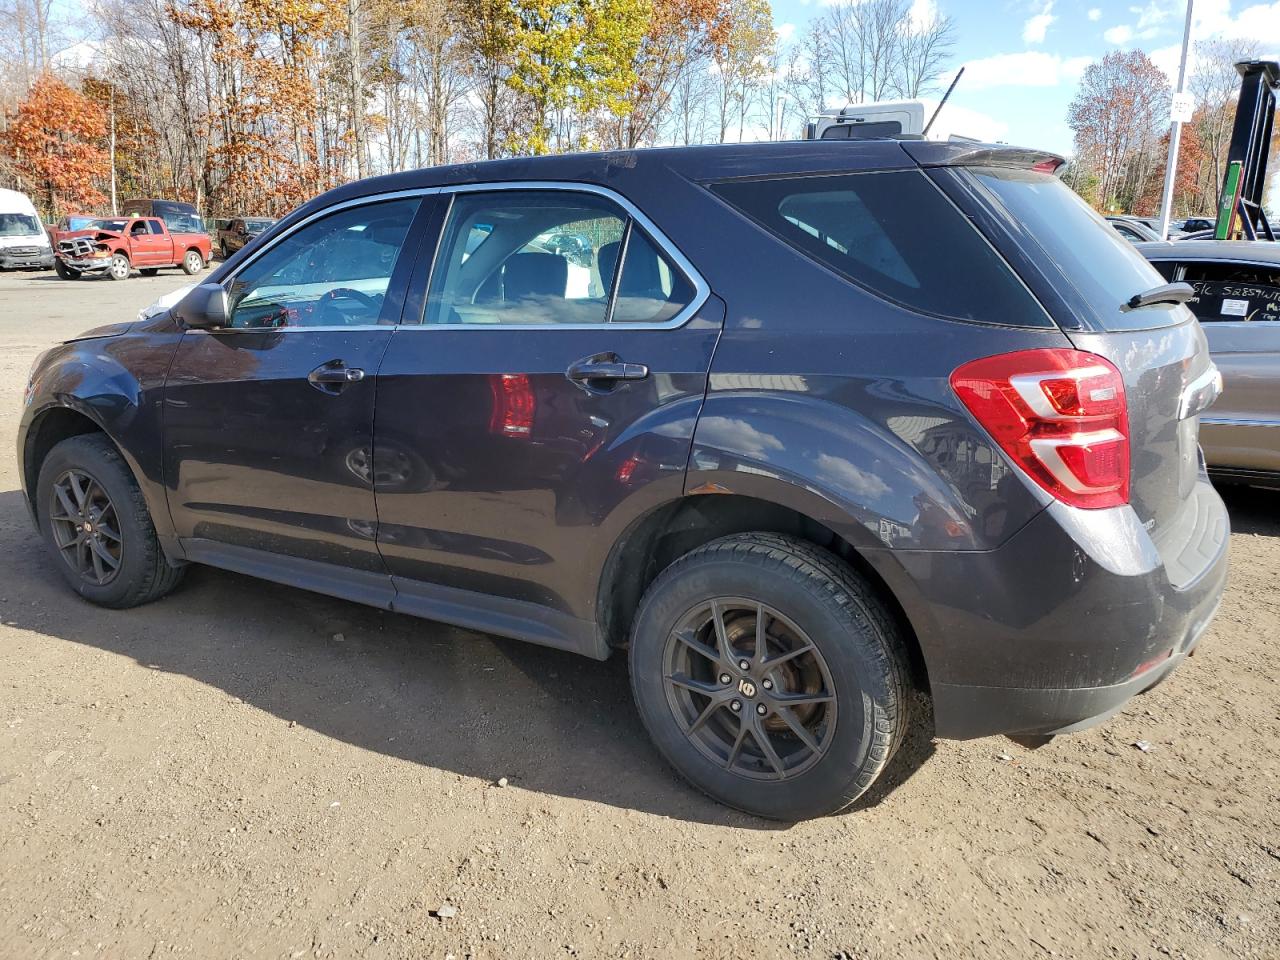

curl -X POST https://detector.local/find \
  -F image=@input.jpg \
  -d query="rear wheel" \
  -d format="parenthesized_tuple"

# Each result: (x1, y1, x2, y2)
(107, 253, 130, 281)
(182, 250, 204, 275)
(629, 533, 910, 820)
(53, 259, 81, 280)
(36, 435, 184, 608)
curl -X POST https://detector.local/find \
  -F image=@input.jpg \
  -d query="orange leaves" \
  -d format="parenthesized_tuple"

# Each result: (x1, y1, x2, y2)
(1, 73, 110, 216)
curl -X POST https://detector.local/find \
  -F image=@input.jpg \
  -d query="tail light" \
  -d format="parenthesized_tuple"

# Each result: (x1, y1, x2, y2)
(950, 348, 1129, 509)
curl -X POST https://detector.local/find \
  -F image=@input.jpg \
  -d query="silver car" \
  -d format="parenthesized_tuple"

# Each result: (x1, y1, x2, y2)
(1137, 240, 1280, 484)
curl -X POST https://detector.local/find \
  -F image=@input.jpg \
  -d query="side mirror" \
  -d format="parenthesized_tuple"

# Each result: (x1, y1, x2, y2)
(173, 282, 230, 329)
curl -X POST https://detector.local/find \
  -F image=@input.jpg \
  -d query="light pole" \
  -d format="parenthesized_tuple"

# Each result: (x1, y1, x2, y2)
(1158, 0, 1195, 240)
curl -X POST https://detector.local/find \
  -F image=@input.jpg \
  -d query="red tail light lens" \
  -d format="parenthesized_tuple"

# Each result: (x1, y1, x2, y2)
(950, 348, 1129, 509)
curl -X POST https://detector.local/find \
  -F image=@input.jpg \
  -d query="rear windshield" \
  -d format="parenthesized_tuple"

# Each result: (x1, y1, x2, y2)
(965, 167, 1175, 331)
(711, 171, 1051, 327)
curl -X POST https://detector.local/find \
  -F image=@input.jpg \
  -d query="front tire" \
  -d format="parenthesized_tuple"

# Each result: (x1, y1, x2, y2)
(629, 533, 910, 820)
(36, 435, 184, 608)
(182, 250, 204, 275)
(107, 253, 130, 280)
(53, 259, 81, 280)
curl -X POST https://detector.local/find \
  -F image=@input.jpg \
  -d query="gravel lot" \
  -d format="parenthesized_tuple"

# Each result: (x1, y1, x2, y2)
(1, 268, 1277, 960)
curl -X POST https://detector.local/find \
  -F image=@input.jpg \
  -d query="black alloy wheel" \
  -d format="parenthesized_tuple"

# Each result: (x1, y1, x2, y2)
(47, 468, 123, 585)
(663, 598, 836, 780)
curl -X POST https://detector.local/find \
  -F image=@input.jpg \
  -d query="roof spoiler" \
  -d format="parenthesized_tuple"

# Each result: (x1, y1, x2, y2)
(900, 140, 1066, 175)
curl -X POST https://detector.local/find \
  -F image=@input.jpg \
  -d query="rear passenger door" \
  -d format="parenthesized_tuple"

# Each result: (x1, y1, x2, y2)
(1154, 257, 1280, 473)
(373, 185, 722, 633)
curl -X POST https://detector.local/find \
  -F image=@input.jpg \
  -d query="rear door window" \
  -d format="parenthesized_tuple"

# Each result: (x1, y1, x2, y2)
(963, 167, 1174, 331)
(710, 171, 1051, 327)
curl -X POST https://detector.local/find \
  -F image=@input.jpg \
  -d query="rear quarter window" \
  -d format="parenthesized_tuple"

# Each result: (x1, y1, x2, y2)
(710, 171, 1052, 328)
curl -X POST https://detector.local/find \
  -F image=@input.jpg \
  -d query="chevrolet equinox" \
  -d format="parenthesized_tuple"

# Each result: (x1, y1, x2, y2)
(19, 141, 1230, 819)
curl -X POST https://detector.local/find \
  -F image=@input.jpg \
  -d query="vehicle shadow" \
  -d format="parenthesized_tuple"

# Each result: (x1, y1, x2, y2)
(0, 488, 934, 827)
(1216, 482, 1280, 537)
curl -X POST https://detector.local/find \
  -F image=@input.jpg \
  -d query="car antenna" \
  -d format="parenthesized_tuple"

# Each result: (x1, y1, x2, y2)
(922, 66, 964, 138)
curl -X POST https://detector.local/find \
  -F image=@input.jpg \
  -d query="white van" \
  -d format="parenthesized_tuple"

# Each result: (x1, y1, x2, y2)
(0, 188, 55, 271)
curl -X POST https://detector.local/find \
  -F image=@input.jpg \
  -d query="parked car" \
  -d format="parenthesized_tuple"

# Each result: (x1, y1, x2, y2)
(48, 215, 100, 246)
(19, 141, 1229, 820)
(1137, 239, 1280, 484)
(1106, 216, 1161, 242)
(1176, 216, 1217, 234)
(0, 188, 55, 271)
(120, 198, 206, 235)
(217, 216, 276, 258)
(53, 216, 211, 280)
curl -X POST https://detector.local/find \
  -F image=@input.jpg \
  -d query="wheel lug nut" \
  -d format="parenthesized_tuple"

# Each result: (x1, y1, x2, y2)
(762, 678, 773, 690)
(730, 700, 742, 713)
(719, 673, 732, 685)
(738, 660, 750, 671)
(755, 704, 767, 716)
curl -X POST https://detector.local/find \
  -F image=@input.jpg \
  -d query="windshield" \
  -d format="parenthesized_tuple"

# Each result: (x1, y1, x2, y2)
(90, 219, 128, 232)
(965, 167, 1174, 331)
(0, 213, 42, 237)
(245, 219, 273, 234)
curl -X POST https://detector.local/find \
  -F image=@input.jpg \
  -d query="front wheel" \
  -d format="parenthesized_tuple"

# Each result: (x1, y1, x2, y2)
(629, 533, 911, 820)
(36, 435, 184, 608)
(107, 253, 130, 280)
(53, 259, 81, 280)
(182, 250, 204, 275)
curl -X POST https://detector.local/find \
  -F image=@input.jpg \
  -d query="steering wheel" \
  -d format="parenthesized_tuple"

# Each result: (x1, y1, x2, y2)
(314, 287, 382, 326)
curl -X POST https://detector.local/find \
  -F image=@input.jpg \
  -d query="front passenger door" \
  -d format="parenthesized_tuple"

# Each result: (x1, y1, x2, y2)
(163, 194, 433, 576)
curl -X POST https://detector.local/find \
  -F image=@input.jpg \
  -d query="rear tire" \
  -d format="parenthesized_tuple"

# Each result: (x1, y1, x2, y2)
(36, 434, 184, 608)
(53, 259, 80, 280)
(107, 253, 130, 281)
(629, 533, 910, 820)
(182, 250, 204, 275)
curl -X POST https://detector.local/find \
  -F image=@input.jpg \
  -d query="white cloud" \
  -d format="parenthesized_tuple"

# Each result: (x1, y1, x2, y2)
(1023, 1, 1056, 44)
(1193, 0, 1280, 55)
(776, 21, 796, 42)
(1104, 24, 1134, 43)
(907, 0, 940, 31)
(954, 52, 1095, 91)
(1088, 7, 1102, 20)
(923, 102, 1012, 143)
(1131, 1, 1170, 30)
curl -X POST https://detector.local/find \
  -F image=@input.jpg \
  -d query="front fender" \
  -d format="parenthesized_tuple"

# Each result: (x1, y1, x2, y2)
(20, 324, 185, 543)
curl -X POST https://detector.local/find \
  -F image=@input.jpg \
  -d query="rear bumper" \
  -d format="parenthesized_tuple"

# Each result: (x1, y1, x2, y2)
(876, 478, 1230, 739)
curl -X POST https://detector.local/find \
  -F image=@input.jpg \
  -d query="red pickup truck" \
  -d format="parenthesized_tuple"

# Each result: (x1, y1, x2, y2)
(54, 216, 211, 281)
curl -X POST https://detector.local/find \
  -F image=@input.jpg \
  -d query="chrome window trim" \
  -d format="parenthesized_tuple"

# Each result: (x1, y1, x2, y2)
(192, 180, 709, 335)
(404, 180, 710, 332)
(191, 187, 440, 335)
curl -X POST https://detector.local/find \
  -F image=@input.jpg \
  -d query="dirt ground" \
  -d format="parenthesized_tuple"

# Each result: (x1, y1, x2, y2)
(0, 268, 1277, 960)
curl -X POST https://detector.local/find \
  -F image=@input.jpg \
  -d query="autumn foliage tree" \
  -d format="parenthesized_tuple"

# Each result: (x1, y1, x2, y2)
(1068, 50, 1169, 213)
(1, 72, 109, 216)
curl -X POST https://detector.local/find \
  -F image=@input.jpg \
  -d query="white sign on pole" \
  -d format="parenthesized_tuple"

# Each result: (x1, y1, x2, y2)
(1170, 91, 1195, 124)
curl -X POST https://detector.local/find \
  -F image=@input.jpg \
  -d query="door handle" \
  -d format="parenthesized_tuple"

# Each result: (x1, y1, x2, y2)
(308, 360, 365, 392)
(566, 354, 649, 385)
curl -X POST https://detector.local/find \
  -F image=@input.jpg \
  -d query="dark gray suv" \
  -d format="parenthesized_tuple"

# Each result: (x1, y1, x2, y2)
(18, 140, 1229, 819)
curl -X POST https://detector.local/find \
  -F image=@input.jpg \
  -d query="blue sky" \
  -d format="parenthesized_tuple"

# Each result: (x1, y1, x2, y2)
(769, 0, 1280, 155)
